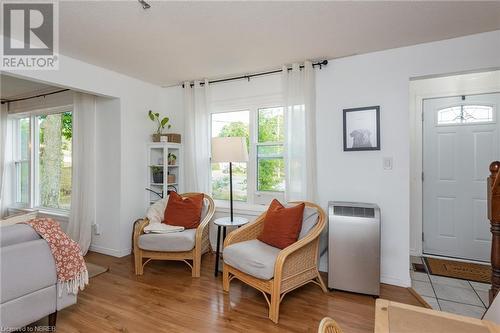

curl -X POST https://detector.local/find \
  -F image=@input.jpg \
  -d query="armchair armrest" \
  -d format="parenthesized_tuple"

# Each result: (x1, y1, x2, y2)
(195, 195, 215, 251)
(133, 218, 149, 253)
(224, 214, 266, 247)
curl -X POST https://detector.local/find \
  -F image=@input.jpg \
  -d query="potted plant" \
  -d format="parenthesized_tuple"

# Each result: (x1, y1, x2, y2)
(148, 110, 172, 142)
(168, 153, 177, 165)
(150, 165, 164, 183)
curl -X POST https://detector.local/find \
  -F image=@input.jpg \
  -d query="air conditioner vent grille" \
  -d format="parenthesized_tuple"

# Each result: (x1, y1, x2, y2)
(333, 206, 375, 218)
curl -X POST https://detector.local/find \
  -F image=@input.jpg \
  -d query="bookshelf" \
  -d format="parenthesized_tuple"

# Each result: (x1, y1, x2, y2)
(146, 142, 183, 206)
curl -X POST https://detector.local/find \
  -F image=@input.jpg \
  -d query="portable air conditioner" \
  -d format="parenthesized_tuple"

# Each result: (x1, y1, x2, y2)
(328, 201, 381, 296)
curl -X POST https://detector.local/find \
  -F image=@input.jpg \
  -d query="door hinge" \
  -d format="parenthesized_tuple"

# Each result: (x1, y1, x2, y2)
(422, 232, 424, 242)
(421, 172, 424, 181)
(421, 112, 424, 122)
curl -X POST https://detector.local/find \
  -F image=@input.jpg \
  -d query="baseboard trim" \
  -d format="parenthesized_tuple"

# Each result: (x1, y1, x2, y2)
(89, 245, 131, 258)
(381, 275, 411, 288)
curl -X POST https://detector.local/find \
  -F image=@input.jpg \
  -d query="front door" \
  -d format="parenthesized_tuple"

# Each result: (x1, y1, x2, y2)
(423, 93, 500, 261)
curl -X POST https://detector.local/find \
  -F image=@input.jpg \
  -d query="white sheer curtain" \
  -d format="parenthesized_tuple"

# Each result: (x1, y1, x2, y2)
(184, 80, 210, 193)
(0, 105, 7, 216)
(283, 61, 317, 202)
(67, 92, 96, 255)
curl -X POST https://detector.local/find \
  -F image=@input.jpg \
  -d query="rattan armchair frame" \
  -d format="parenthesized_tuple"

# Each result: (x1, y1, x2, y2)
(318, 317, 344, 333)
(133, 193, 215, 277)
(222, 201, 327, 323)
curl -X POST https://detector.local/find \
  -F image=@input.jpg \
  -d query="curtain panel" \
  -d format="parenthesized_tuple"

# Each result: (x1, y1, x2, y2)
(183, 80, 210, 194)
(67, 92, 96, 255)
(283, 61, 318, 202)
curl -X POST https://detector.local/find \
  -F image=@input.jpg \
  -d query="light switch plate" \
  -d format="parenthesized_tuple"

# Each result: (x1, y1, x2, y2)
(383, 157, 393, 170)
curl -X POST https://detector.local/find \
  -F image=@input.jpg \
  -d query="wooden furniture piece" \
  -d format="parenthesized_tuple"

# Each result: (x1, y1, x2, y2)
(222, 201, 327, 323)
(213, 216, 249, 277)
(489, 161, 500, 304)
(147, 142, 183, 206)
(375, 299, 500, 333)
(133, 193, 215, 277)
(318, 317, 344, 333)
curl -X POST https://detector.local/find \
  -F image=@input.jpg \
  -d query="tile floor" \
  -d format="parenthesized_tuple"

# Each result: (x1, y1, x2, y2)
(410, 255, 490, 318)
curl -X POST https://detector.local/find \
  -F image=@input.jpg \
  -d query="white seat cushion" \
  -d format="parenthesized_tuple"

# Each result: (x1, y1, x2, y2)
(138, 228, 196, 252)
(223, 239, 281, 280)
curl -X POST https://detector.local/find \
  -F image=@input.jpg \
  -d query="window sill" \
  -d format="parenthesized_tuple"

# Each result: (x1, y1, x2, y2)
(8, 206, 70, 223)
(214, 200, 267, 216)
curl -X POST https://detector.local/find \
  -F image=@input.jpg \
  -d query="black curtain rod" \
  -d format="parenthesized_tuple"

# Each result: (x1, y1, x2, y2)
(182, 60, 328, 88)
(1, 88, 70, 105)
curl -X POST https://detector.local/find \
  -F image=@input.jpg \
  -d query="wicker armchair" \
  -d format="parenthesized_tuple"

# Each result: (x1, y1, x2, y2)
(222, 201, 327, 323)
(133, 193, 215, 277)
(318, 317, 344, 333)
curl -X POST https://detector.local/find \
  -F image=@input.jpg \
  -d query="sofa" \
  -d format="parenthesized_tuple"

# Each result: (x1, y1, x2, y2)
(0, 223, 77, 330)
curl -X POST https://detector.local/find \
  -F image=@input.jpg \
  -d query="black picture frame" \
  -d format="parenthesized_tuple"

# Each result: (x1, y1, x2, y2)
(343, 106, 380, 151)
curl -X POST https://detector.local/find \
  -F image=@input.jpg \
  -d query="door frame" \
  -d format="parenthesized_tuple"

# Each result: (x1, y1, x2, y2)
(409, 70, 500, 257)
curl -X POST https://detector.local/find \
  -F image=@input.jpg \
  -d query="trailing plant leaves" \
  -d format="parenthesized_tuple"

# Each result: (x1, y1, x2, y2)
(148, 110, 155, 121)
(161, 117, 169, 127)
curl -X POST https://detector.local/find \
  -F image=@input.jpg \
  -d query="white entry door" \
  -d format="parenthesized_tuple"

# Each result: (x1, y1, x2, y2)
(423, 93, 500, 262)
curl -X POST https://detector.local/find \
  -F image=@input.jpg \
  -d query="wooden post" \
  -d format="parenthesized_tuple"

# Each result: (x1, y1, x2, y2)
(488, 161, 500, 304)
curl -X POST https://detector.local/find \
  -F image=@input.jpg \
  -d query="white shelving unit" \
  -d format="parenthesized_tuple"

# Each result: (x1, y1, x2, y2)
(146, 142, 183, 206)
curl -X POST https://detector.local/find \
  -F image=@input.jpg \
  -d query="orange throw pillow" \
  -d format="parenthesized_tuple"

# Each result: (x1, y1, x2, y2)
(257, 199, 305, 249)
(164, 192, 204, 229)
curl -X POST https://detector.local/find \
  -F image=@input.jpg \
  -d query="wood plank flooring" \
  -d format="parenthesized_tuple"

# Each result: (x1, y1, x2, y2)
(53, 252, 422, 333)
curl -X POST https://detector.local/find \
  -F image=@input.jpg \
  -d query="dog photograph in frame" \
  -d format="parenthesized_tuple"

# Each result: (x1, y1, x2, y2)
(343, 106, 380, 151)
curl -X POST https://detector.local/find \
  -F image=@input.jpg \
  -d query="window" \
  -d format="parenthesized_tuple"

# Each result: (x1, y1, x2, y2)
(257, 107, 285, 192)
(211, 111, 249, 201)
(210, 104, 285, 205)
(437, 105, 494, 125)
(12, 109, 73, 211)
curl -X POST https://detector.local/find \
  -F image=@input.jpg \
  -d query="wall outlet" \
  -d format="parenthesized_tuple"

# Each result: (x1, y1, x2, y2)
(93, 223, 101, 235)
(383, 157, 393, 170)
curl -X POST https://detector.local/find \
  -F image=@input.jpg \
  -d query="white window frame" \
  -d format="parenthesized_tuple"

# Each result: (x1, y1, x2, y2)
(210, 95, 285, 206)
(9, 105, 73, 215)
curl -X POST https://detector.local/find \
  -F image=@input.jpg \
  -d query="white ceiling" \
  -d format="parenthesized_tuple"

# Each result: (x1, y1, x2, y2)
(56, 1, 500, 86)
(1, 75, 59, 99)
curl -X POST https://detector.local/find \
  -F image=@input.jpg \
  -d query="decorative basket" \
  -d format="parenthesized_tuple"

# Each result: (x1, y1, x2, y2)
(167, 174, 176, 184)
(164, 133, 181, 143)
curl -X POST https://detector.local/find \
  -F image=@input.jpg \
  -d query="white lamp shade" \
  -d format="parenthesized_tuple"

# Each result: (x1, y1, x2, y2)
(211, 137, 249, 163)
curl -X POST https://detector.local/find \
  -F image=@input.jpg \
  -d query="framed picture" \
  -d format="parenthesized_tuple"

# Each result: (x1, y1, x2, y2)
(343, 106, 380, 151)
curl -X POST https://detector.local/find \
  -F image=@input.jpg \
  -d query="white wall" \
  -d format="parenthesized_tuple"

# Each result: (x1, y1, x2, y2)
(316, 30, 500, 286)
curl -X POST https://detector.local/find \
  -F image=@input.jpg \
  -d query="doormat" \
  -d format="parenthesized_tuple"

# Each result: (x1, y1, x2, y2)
(86, 262, 109, 278)
(424, 257, 490, 283)
(412, 263, 427, 273)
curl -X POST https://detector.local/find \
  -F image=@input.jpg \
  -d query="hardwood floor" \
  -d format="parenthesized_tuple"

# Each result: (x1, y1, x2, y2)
(54, 252, 422, 333)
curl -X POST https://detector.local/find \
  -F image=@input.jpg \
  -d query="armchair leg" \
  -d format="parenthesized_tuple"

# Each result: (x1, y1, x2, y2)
(222, 265, 230, 292)
(316, 271, 328, 293)
(134, 251, 143, 275)
(48, 311, 57, 328)
(269, 289, 280, 324)
(192, 255, 201, 278)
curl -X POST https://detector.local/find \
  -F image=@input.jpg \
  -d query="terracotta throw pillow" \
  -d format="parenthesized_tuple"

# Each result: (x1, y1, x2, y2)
(164, 192, 204, 229)
(257, 199, 305, 249)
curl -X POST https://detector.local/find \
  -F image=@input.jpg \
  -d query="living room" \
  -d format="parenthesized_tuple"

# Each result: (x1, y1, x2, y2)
(1, 1, 500, 332)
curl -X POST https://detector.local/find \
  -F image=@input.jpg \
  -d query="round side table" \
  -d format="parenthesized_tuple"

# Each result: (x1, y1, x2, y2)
(214, 216, 249, 277)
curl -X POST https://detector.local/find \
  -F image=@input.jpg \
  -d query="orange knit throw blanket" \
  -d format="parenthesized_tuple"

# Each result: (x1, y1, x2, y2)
(24, 218, 88, 296)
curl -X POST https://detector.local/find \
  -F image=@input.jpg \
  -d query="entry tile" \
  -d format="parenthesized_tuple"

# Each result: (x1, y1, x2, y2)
(433, 284, 483, 306)
(475, 289, 489, 307)
(422, 296, 440, 310)
(429, 275, 470, 288)
(410, 270, 430, 282)
(411, 280, 435, 298)
(439, 300, 485, 319)
(470, 281, 491, 292)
